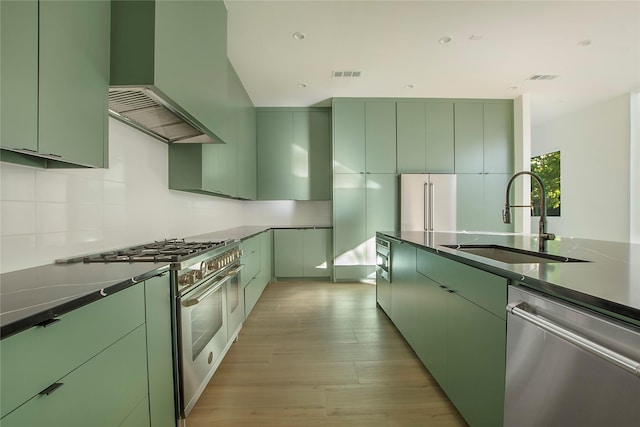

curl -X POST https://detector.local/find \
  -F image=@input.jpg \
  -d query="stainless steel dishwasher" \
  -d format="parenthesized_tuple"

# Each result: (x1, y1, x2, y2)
(505, 286, 640, 427)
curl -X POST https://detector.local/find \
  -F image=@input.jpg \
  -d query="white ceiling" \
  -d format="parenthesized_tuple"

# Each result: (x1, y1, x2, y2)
(225, 0, 640, 125)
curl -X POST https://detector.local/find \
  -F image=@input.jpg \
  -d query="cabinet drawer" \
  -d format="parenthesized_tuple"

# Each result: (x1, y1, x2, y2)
(417, 249, 507, 319)
(241, 235, 260, 256)
(1, 325, 148, 426)
(0, 285, 145, 417)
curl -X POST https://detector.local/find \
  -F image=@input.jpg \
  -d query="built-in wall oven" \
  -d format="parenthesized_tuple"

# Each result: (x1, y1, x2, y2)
(375, 236, 392, 314)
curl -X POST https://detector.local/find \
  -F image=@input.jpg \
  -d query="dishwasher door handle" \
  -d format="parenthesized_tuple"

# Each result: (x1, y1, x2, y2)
(508, 301, 640, 377)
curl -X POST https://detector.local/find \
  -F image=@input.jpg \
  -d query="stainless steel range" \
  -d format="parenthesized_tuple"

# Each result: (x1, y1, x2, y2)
(75, 238, 244, 420)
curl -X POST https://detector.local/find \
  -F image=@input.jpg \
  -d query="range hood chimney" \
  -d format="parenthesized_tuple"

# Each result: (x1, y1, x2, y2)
(109, 0, 225, 144)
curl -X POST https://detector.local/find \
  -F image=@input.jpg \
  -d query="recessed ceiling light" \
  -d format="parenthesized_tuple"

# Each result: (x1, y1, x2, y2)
(297, 83, 307, 88)
(577, 39, 591, 47)
(405, 84, 415, 89)
(292, 32, 306, 40)
(439, 36, 452, 44)
(469, 35, 483, 41)
(508, 86, 519, 91)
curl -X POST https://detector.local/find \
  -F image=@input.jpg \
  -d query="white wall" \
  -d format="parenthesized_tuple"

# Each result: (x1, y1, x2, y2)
(0, 119, 333, 273)
(532, 93, 632, 242)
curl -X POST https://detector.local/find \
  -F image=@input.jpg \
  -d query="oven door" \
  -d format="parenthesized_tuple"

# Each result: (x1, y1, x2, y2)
(226, 263, 245, 339)
(178, 273, 229, 416)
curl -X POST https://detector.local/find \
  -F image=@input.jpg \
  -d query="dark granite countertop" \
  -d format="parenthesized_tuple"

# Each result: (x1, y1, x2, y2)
(0, 262, 170, 339)
(0, 225, 332, 339)
(379, 231, 640, 324)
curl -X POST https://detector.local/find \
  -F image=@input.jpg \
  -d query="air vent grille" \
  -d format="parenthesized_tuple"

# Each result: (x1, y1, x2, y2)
(332, 70, 362, 78)
(528, 74, 559, 81)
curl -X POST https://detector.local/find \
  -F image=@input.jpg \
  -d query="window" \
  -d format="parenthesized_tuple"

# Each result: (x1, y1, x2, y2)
(531, 151, 560, 217)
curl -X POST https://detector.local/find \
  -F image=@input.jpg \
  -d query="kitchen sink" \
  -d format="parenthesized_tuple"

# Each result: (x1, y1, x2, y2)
(440, 244, 588, 264)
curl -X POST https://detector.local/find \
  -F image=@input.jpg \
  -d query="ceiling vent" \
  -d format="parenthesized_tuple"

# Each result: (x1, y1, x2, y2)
(528, 74, 559, 81)
(332, 70, 362, 78)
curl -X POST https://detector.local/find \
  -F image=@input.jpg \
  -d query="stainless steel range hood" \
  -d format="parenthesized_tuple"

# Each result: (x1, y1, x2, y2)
(109, 87, 220, 144)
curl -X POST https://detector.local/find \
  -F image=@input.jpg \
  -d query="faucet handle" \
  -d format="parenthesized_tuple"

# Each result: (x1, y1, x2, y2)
(541, 233, 556, 241)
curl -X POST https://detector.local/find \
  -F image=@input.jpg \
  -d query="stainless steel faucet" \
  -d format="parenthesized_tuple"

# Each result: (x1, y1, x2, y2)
(503, 171, 556, 252)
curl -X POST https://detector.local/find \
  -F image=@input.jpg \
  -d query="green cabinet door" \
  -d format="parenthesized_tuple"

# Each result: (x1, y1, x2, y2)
(0, 0, 38, 152)
(333, 173, 367, 280)
(484, 103, 514, 174)
(365, 174, 397, 277)
(295, 111, 332, 200)
(483, 173, 514, 233)
(397, 102, 454, 173)
(235, 65, 257, 200)
(414, 272, 448, 388)
(260, 109, 287, 200)
(426, 102, 455, 173)
(303, 229, 332, 277)
(396, 102, 427, 173)
(454, 103, 484, 173)
(389, 241, 417, 343)
(38, 0, 109, 167)
(447, 293, 506, 427)
(144, 274, 176, 427)
(274, 229, 304, 277)
(365, 101, 396, 173)
(333, 101, 365, 173)
(257, 109, 331, 200)
(259, 230, 273, 285)
(1, 326, 149, 427)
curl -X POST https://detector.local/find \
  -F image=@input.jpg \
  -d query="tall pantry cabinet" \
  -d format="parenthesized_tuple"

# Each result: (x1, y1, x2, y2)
(332, 99, 397, 281)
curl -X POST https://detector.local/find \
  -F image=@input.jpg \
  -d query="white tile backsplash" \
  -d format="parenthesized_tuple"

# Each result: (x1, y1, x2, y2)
(0, 118, 331, 273)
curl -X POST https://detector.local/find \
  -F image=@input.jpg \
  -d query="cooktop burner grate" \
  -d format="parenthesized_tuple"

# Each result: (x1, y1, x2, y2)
(82, 239, 228, 263)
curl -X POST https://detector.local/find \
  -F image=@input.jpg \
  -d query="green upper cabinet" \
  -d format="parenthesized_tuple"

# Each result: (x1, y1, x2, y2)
(111, 0, 229, 144)
(333, 99, 396, 174)
(0, 0, 38, 152)
(454, 103, 484, 173)
(454, 101, 514, 174)
(168, 60, 255, 200)
(483, 102, 514, 173)
(233, 63, 257, 200)
(1, 0, 109, 168)
(397, 101, 454, 173)
(257, 108, 331, 200)
(333, 101, 365, 173)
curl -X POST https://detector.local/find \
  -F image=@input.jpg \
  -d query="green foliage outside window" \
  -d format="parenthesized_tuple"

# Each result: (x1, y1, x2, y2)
(531, 151, 560, 217)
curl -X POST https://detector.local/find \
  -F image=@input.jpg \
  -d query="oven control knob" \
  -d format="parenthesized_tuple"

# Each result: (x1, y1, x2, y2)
(179, 272, 195, 286)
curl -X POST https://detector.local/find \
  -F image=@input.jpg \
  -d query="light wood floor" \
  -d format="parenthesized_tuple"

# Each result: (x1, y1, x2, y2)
(187, 281, 467, 427)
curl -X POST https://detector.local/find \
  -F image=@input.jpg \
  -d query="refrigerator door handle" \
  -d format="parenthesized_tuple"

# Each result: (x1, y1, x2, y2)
(424, 183, 429, 231)
(429, 182, 434, 231)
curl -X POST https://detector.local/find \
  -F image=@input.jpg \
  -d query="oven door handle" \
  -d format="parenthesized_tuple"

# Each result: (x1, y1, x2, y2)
(226, 264, 245, 277)
(183, 275, 231, 307)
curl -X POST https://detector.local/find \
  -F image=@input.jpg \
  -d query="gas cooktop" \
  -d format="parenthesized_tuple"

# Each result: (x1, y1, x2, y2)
(58, 239, 232, 264)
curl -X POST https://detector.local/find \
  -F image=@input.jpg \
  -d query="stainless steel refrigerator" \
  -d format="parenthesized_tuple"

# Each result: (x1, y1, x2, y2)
(400, 174, 457, 231)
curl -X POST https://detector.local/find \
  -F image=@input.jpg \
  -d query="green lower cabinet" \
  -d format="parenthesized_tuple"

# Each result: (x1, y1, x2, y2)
(120, 396, 151, 427)
(447, 293, 506, 427)
(1, 326, 148, 427)
(414, 272, 448, 387)
(389, 240, 417, 343)
(274, 229, 332, 279)
(244, 230, 273, 319)
(144, 274, 176, 427)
